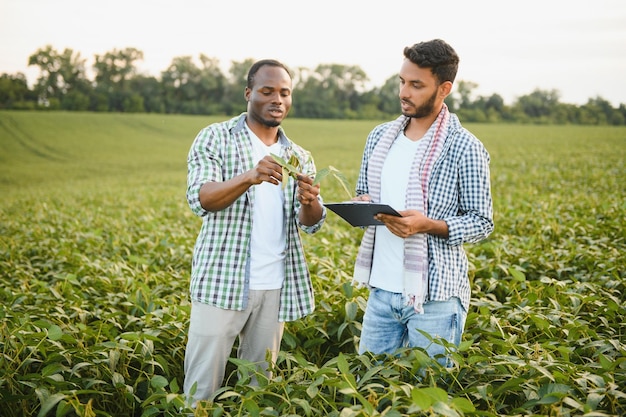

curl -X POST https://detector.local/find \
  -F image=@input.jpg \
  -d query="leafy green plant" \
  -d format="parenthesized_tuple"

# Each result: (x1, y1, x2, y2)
(271, 153, 353, 200)
(1, 112, 624, 416)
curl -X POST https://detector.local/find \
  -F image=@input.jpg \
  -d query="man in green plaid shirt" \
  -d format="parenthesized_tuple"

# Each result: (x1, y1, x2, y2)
(183, 59, 326, 406)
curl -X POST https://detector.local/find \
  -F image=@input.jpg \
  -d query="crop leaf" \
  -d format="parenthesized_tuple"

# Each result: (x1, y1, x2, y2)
(314, 166, 353, 200)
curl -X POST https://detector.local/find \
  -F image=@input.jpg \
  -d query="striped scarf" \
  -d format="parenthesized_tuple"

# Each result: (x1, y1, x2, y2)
(353, 104, 450, 313)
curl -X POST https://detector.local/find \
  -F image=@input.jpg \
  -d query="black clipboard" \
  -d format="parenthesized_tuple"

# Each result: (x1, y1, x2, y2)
(324, 202, 401, 227)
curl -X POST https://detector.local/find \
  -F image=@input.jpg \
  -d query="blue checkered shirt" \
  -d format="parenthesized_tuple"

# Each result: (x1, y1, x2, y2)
(186, 113, 326, 321)
(355, 113, 494, 311)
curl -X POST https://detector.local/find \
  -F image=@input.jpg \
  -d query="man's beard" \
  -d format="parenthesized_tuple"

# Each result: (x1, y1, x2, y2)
(401, 89, 438, 119)
(260, 118, 281, 128)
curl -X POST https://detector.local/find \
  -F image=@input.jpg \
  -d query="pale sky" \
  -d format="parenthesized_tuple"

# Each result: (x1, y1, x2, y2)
(2, 0, 625, 106)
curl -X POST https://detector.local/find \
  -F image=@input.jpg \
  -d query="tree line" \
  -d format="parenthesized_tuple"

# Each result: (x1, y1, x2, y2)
(1, 45, 625, 125)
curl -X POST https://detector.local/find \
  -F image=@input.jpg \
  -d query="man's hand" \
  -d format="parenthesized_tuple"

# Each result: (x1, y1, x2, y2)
(250, 155, 284, 185)
(352, 194, 371, 202)
(375, 210, 449, 239)
(296, 173, 323, 226)
(295, 174, 320, 206)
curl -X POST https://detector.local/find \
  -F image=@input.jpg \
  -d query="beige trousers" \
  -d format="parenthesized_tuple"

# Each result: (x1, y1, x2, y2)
(183, 289, 284, 405)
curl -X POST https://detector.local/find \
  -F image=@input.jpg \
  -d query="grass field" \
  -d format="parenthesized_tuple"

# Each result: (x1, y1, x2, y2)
(1, 111, 625, 416)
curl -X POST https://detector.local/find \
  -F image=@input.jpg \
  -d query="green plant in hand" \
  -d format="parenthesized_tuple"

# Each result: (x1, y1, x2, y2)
(271, 153, 352, 200)
(270, 153, 303, 189)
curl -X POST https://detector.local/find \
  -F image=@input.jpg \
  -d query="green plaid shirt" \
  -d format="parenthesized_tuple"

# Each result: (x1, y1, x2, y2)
(186, 113, 326, 321)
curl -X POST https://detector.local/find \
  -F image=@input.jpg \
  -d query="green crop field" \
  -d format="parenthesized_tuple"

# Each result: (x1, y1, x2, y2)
(1, 111, 625, 416)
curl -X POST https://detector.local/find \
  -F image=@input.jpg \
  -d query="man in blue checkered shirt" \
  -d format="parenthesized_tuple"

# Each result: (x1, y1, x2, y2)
(183, 59, 326, 405)
(352, 39, 494, 366)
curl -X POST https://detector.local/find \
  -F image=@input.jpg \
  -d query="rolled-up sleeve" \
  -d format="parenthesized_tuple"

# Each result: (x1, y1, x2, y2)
(186, 127, 223, 217)
(292, 146, 326, 234)
(443, 138, 494, 246)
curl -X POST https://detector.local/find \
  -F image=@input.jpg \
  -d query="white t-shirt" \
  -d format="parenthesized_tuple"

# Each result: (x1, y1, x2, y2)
(247, 127, 286, 290)
(369, 132, 429, 292)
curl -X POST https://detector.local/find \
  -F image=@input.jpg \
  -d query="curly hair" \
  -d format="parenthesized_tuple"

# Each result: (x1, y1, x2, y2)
(403, 39, 459, 85)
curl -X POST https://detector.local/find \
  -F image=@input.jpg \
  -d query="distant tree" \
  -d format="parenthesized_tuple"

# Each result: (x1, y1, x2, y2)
(376, 75, 400, 116)
(0, 73, 36, 109)
(460, 93, 506, 123)
(318, 64, 369, 116)
(357, 89, 387, 120)
(551, 102, 581, 124)
(454, 80, 479, 110)
(222, 59, 255, 115)
(129, 75, 165, 113)
(484, 94, 505, 113)
(515, 89, 560, 122)
(292, 64, 368, 119)
(618, 104, 626, 125)
(583, 96, 625, 125)
(28, 45, 88, 107)
(161, 56, 201, 114)
(94, 47, 143, 87)
(451, 81, 484, 122)
(161, 54, 226, 114)
(4, 43, 625, 124)
(229, 59, 254, 87)
(93, 47, 144, 111)
(292, 67, 331, 118)
(196, 54, 227, 114)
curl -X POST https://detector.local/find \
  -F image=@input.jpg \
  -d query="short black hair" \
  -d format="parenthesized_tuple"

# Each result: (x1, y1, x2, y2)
(403, 39, 459, 84)
(246, 59, 292, 89)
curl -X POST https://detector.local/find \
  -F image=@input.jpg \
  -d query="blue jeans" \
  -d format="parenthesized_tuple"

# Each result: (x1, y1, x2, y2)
(358, 288, 467, 366)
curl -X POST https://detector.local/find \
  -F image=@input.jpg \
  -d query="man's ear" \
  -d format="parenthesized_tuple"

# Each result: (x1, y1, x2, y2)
(439, 81, 453, 99)
(244, 87, 250, 102)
